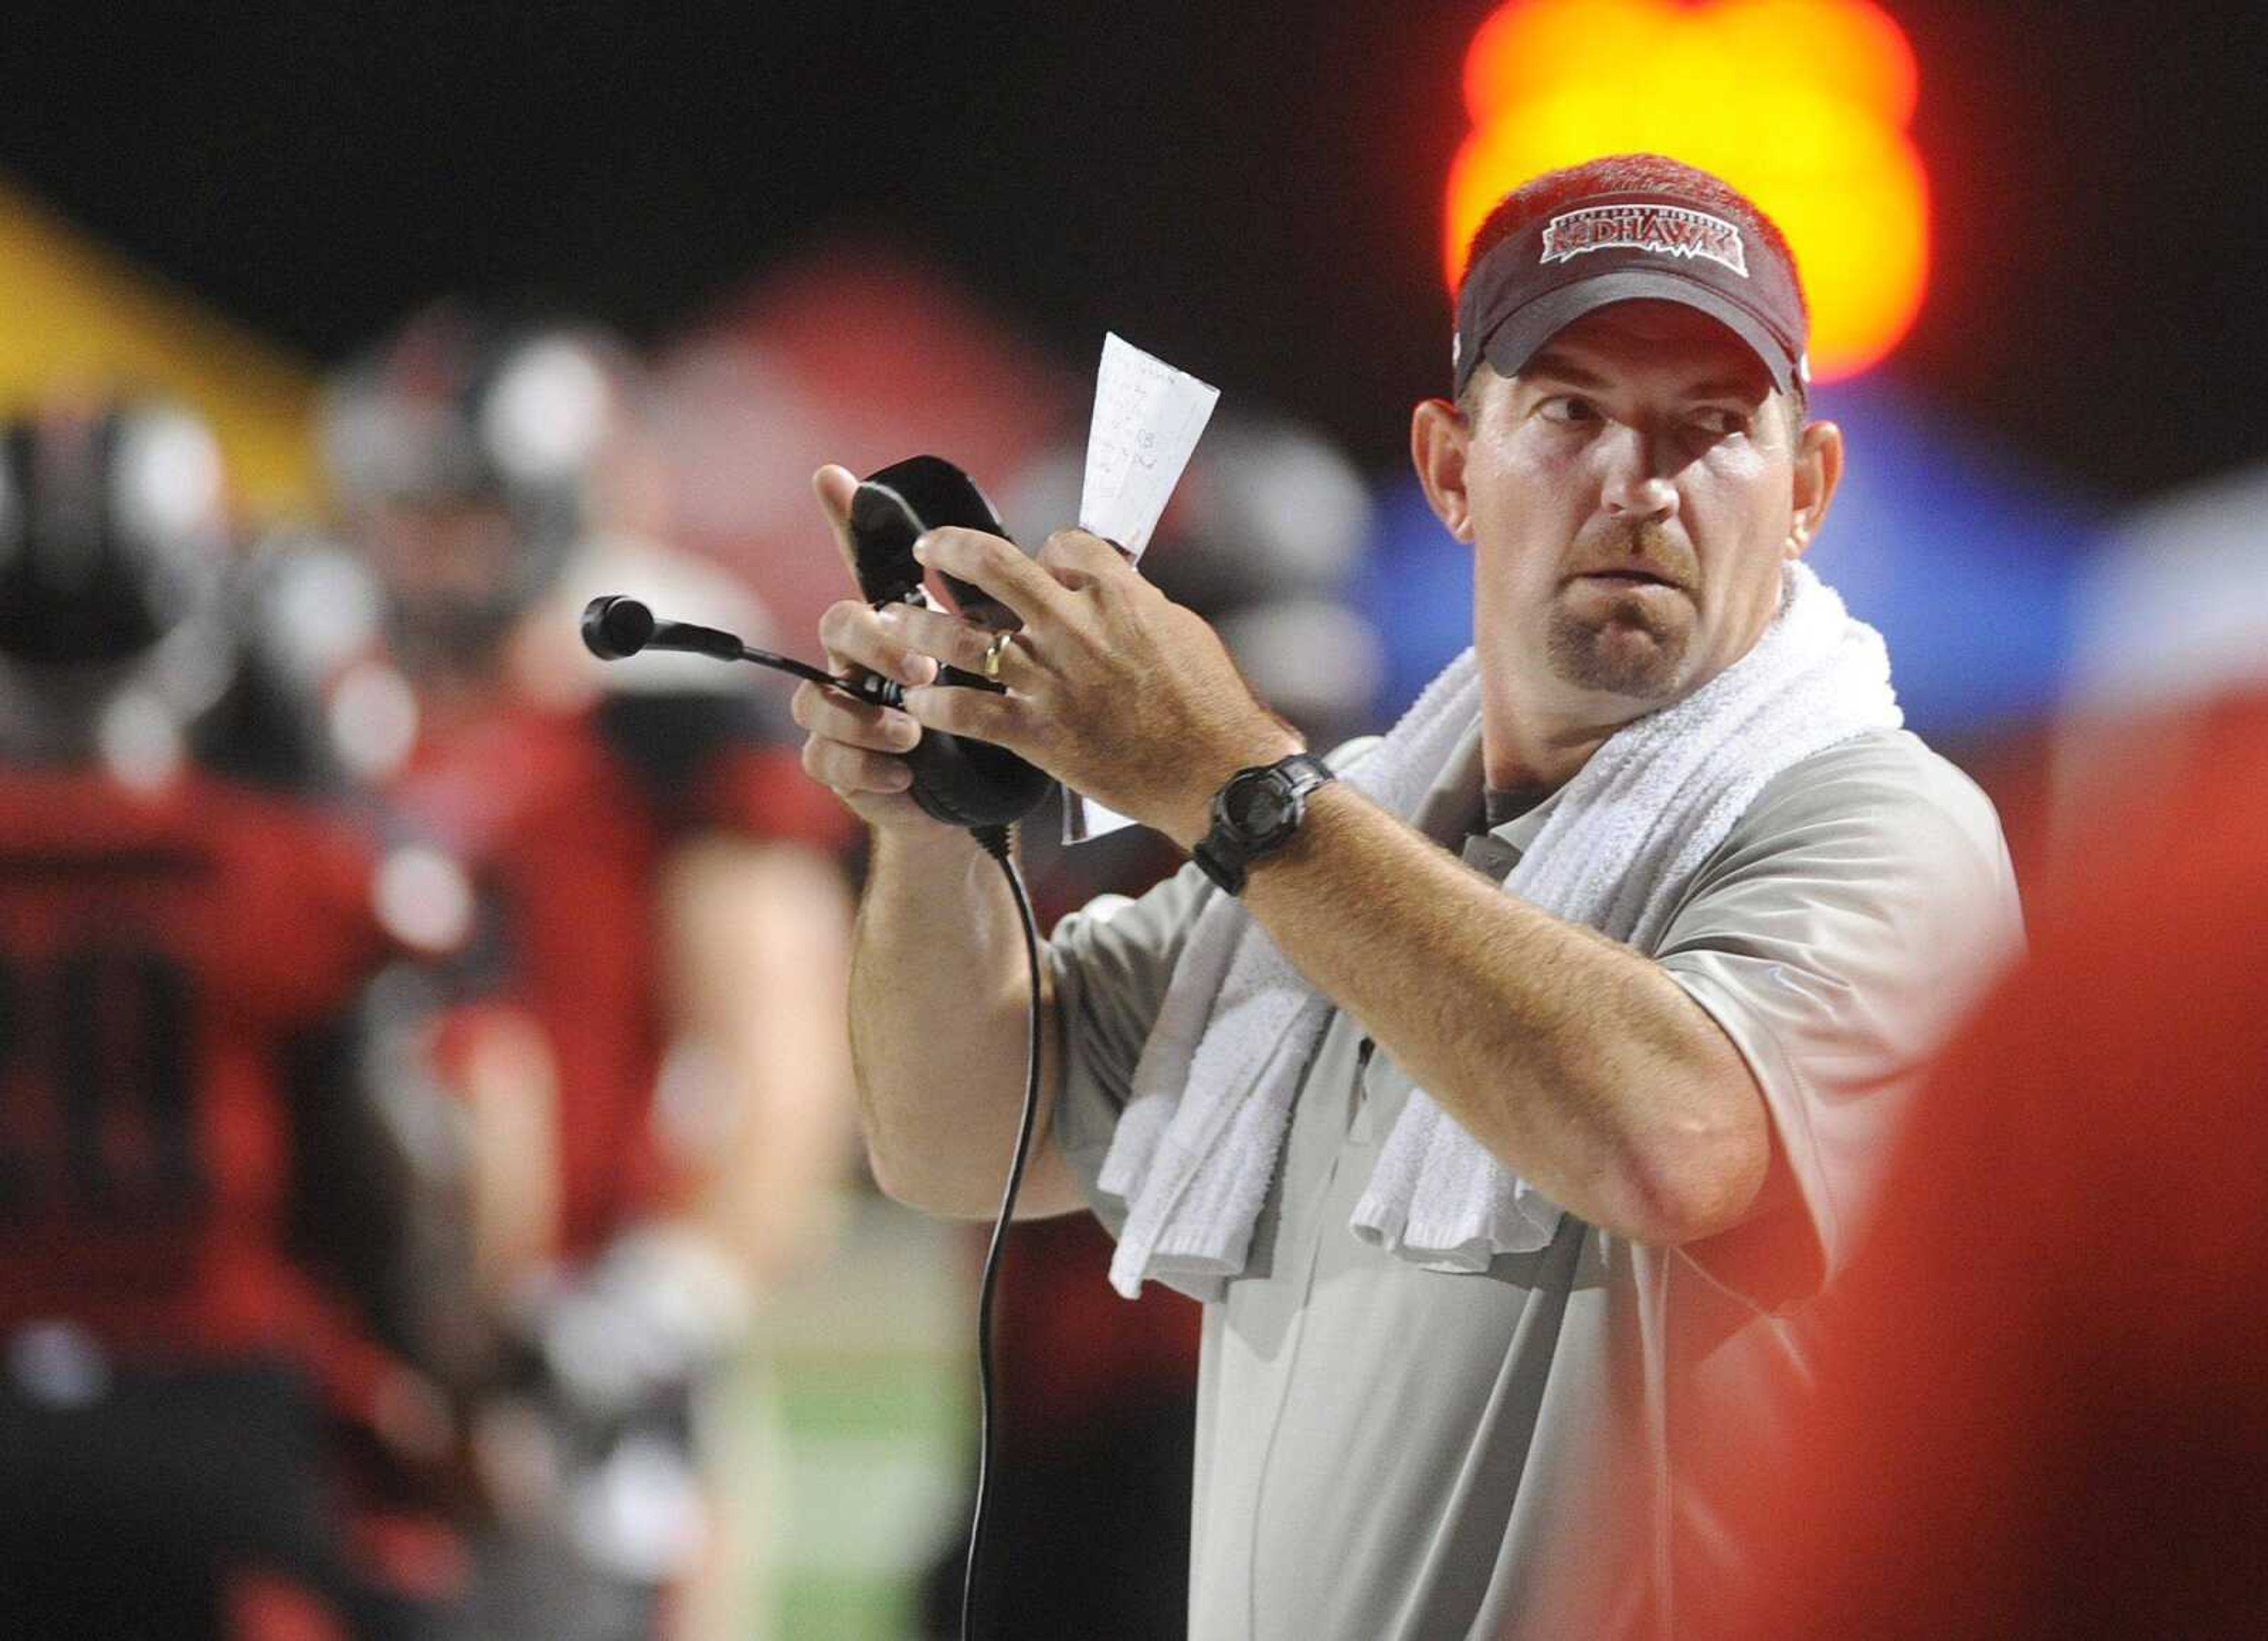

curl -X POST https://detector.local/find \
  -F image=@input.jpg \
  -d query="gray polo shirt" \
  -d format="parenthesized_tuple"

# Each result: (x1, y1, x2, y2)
(1045, 725, 2021, 1641)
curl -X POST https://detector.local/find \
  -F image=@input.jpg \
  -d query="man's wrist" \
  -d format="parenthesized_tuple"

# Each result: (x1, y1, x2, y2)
(1239, 775, 1354, 886)
(868, 815, 995, 885)
(1189, 749, 1336, 895)
(1166, 732, 1308, 851)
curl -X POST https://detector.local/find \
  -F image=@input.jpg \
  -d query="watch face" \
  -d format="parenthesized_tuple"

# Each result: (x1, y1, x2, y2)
(1226, 772, 1293, 839)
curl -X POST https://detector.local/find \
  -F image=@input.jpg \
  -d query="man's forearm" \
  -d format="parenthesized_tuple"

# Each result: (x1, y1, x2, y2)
(849, 827, 1083, 1219)
(825, 516, 1763, 1239)
(1237, 782, 1768, 1245)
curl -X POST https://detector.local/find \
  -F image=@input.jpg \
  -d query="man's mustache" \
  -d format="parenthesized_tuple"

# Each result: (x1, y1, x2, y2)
(1567, 523, 1696, 590)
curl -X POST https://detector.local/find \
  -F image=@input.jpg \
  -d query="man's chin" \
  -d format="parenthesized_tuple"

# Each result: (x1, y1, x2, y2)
(1545, 615, 1690, 700)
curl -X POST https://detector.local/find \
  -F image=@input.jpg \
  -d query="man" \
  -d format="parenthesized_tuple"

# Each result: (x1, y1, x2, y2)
(320, 303, 858, 1640)
(795, 155, 2021, 1638)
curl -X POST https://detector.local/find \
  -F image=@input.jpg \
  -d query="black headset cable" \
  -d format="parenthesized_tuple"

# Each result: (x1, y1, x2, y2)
(959, 820, 1042, 1641)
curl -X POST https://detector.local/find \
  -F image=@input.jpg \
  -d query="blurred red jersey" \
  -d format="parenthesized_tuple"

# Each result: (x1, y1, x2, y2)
(1697, 692, 2268, 1640)
(0, 766, 400, 1415)
(387, 691, 848, 1259)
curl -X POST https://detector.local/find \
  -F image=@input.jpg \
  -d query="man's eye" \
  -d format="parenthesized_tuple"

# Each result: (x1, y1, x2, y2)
(1539, 396, 1597, 425)
(1687, 407, 1749, 439)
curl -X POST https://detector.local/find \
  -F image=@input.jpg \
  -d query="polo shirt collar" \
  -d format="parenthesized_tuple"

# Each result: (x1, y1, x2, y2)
(1487, 783, 1568, 859)
(1407, 716, 1573, 877)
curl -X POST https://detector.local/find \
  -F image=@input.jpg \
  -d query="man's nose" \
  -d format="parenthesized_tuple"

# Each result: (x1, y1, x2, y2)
(1596, 426, 1679, 522)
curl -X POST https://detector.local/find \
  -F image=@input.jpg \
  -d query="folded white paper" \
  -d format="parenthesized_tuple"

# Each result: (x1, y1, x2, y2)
(1080, 333, 1221, 563)
(1065, 335, 1220, 844)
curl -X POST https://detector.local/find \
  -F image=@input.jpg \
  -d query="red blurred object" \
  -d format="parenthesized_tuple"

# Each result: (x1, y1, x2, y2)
(347, 1509, 473, 1604)
(653, 244, 1078, 654)
(224, 1570, 351, 1641)
(389, 702, 848, 1258)
(0, 769, 406, 1424)
(1690, 691, 2268, 1639)
(995, 1215, 1200, 1442)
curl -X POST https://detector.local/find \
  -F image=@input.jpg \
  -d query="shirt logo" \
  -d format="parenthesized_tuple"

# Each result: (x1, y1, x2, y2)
(1540, 204, 1749, 278)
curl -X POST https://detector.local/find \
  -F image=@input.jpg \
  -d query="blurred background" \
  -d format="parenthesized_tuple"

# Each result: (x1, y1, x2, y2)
(0, 2, 2259, 1637)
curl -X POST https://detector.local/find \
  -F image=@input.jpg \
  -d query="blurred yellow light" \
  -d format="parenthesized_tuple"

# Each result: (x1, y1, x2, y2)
(0, 178, 316, 516)
(1446, 0, 1929, 383)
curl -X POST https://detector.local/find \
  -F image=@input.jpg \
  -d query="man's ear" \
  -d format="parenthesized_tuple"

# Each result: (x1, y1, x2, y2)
(1411, 396, 1476, 544)
(1786, 416, 1843, 561)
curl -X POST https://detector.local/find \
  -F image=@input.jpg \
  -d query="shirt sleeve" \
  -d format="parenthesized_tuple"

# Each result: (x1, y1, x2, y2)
(1044, 861, 1218, 1233)
(1652, 732, 2024, 1311)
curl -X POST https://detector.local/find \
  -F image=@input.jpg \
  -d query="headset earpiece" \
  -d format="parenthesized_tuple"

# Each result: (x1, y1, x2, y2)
(850, 458, 1051, 831)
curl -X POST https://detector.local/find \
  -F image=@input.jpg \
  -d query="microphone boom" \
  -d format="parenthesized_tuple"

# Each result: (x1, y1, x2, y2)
(581, 594, 862, 692)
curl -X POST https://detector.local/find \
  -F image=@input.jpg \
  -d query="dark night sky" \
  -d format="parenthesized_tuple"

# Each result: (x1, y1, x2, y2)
(0, 2, 2260, 499)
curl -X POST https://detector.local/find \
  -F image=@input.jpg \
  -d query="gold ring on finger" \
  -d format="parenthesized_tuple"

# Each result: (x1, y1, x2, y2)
(979, 629, 1015, 680)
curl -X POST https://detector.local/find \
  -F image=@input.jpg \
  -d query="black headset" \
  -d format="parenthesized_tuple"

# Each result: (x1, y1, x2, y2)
(842, 455, 1052, 830)
(582, 453, 1049, 833)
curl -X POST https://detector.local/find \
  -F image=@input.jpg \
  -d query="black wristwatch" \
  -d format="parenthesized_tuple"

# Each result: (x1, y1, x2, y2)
(1191, 752, 1336, 896)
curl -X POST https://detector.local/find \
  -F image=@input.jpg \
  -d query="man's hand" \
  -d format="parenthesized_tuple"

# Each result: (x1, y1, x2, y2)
(789, 465, 956, 837)
(790, 462, 1299, 846)
(793, 468, 1093, 1222)
(888, 523, 1301, 847)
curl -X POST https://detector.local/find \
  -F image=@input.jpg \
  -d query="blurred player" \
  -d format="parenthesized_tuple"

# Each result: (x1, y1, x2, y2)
(320, 302, 857, 1640)
(1684, 464, 2268, 1639)
(0, 399, 474, 1640)
(1687, 683, 2268, 1640)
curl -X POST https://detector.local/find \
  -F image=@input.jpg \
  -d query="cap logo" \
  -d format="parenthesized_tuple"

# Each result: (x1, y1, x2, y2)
(1540, 204, 1749, 278)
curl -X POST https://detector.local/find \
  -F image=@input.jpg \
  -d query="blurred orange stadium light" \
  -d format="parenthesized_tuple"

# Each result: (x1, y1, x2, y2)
(1445, 0, 1929, 383)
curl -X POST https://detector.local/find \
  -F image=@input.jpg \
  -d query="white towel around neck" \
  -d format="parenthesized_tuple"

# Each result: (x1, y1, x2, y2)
(1094, 562, 1901, 1301)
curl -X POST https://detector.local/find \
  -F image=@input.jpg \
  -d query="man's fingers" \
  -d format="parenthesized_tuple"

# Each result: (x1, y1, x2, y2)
(799, 734, 915, 796)
(816, 599, 940, 687)
(1038, 527, 1135, 583)
(790, 680, 923, 754)
(812, 465, 863, 580)
(901, 680, 1025, 748)
(876, 603, 1031, 681)
(915, 527, 1067, 628)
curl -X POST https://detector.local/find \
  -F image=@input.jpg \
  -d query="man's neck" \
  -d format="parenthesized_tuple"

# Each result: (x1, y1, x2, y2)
(1480, 696, 1636, 798)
